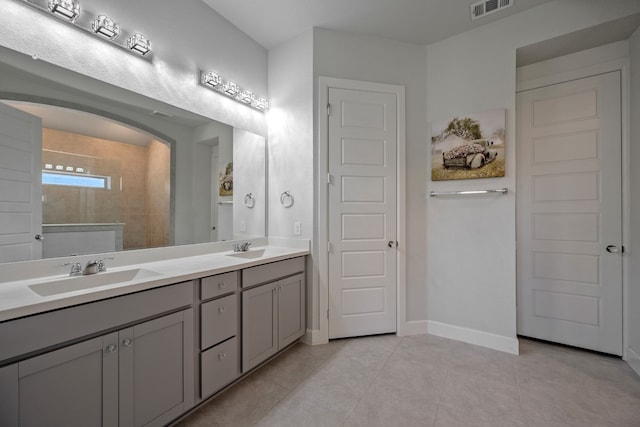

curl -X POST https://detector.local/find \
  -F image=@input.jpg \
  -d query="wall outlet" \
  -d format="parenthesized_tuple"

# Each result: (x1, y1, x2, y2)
(294, 221, 301, 235)
(239, 220, 246, 232)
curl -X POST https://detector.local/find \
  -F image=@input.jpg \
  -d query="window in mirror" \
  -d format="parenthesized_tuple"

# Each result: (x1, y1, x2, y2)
(42, 171, 111, 189)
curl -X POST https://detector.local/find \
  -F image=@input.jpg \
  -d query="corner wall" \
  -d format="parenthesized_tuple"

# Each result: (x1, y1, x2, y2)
(267, 31, 315, 330)
(629, 26, 640, 375)
(425, 0, 640, 353)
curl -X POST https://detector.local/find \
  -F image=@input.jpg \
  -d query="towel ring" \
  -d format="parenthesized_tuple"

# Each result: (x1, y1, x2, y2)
(280, 191, 294, 208)
(244, 193, 255, 208)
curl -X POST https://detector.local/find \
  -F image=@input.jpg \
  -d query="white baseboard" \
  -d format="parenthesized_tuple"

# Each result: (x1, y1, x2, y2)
(627, 346, 640, 377)
(398, 320, 429, 336)
(427, 320, 520, 355)
(302, 328, 328, 345)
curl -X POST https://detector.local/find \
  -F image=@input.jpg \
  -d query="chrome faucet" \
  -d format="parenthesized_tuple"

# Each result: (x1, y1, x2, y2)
(83, 260, 99, 275)
(233, 241, 252, 252)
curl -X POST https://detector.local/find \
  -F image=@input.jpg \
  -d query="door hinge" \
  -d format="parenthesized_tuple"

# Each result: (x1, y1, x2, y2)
(327, 173, 331, 184)
(327, 242, 331, 253)
(327, 309, 329, 320)
(327, 103, 331, 116)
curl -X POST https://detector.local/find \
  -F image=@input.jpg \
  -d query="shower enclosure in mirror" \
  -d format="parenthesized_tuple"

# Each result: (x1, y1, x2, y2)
(0, 48, 266, 263)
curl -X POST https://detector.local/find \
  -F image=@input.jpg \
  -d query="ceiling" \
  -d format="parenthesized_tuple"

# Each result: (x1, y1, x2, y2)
(3, 101, 157, 147)
(202, 0, 555, 49)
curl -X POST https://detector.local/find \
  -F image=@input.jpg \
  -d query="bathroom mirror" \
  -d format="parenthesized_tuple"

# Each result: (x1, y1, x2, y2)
(0, 50, 266, 263)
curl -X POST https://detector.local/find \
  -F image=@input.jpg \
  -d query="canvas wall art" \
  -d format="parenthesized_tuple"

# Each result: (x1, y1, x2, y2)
(431, 109, 505, 181)
(219, 161, 233, 196)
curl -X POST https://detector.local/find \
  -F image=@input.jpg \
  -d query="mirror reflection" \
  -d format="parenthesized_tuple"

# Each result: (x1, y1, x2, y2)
(0, 55, 266, 264)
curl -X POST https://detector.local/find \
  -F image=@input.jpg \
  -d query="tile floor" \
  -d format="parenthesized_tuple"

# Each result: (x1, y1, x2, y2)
(176, 334, 640, 426)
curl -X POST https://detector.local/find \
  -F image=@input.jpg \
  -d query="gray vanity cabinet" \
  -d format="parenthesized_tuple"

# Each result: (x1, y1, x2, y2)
(119, 309, 194, 427)
(0, 308, 193, 427)
(241, 258, 305, 372)
(0, 334, 118, 427)
(199, 271, 240, 399)
(0, 282, 195, 427)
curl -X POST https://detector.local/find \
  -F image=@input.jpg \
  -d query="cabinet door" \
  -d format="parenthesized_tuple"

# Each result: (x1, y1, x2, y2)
(0, 364, 18, 427)
(278, 273, 306, 349)
(242, 282, 278, 372)
(119, 309, 194, 427)
(15, 333, 119, 427)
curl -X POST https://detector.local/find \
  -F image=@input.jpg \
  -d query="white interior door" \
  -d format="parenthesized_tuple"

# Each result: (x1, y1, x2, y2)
(0, 102, 42, 263)
(516, 72, 622, 355)
(328, 87, 397, 339)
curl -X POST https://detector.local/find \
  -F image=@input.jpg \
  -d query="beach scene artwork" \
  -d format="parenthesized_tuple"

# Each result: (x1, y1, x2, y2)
(431, 109, 505, 181)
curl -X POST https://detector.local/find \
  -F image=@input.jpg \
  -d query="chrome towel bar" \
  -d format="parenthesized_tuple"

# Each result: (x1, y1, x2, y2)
(429, 188, 508, 197)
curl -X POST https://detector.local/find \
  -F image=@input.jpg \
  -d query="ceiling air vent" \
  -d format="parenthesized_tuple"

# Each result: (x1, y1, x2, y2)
(470, 0, 512, 20)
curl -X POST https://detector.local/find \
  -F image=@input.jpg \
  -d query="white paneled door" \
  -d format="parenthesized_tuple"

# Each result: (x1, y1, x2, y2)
(328, 87, 397, 339)
(0, 102, 42, 263)
(516, 72, 622, 355)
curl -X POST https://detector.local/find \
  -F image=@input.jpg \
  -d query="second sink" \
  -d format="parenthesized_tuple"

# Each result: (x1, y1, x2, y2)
(226, 248, 266, 259)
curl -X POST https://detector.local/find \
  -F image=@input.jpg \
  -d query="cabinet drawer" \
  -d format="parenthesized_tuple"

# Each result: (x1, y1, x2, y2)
(201, 337, 238, 398)
(201, 271, 238, 300)
(201, 294, 237, 350)
(242, 257, 305, 288)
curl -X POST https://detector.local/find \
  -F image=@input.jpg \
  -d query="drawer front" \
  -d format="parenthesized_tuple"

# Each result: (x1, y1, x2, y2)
(201, 294, 237, 350)
(201, 337, 238, 398)
(201, 271, 238, 300)
(242, 257, 305, 288)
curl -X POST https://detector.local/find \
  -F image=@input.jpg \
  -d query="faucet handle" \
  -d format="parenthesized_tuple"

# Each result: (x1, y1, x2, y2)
(60, 261, 82, 276)
(96, 257, 114, 272)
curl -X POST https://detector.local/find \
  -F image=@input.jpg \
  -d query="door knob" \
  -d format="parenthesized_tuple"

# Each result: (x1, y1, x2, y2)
(35, 234, 44, 241)
(606, 245, 620, 253)
(388, 241, 398, 248)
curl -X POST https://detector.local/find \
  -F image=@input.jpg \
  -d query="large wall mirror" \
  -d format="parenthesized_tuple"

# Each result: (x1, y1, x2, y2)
(0, 49, 266, 264)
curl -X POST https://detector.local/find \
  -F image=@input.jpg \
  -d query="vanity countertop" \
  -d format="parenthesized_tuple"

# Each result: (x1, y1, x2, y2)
(0, 245, 308, 323)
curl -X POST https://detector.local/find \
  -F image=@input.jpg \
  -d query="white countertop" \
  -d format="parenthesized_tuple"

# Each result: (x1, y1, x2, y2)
(0, 245, 308, 323)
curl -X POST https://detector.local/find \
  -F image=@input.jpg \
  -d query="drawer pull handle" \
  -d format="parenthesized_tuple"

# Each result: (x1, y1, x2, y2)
(122, 338, 133, 347)
(105, 344, 117, 354)
(218, 282, 228, 289)
(218, 353, 227, 360)
(218, 306, 227, 314)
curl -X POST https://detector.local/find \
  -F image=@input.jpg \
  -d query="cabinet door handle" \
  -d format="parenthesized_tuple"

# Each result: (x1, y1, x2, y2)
(218, 282, 228, 289)
(122, 338, 134, 347)
(218, 306, 227, 314)
(218, 352, 227, 360)
(105, 344, 117, 354)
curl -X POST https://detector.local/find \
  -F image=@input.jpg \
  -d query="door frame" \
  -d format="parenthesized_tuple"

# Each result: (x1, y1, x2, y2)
(317, 77, 406, 344)
(515, 49, 631, 360)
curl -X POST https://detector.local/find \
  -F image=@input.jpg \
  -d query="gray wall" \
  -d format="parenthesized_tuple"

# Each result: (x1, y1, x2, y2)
(629, 26, 640, 371)
(0, 0, 268, 136)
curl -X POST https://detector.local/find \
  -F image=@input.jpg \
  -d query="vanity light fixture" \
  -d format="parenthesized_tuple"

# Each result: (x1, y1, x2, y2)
(47, 0, 80, 22)
(202, 71, 222, 88)
(19, 0, 153, 61)
(252, 97, 269, 111)
(91, 15, 120, 40)
(127, 33, 152, 56)
(239, 89, 253, 104)
(223, 81, 240, 97)
(199, 70, 269, 112)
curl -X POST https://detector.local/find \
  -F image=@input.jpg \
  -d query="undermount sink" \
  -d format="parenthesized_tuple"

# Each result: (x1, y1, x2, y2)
(226, 248, 266, 259)
(29, 268, 163, 297)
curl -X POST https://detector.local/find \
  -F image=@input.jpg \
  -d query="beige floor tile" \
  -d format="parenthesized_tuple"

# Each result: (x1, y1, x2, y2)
(176, 370, 288, 427)
(438, 368, 524, 421)
(434, 404, 527, 427)
(176, 336, 640, 427)
(344, 380, 438, 427)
